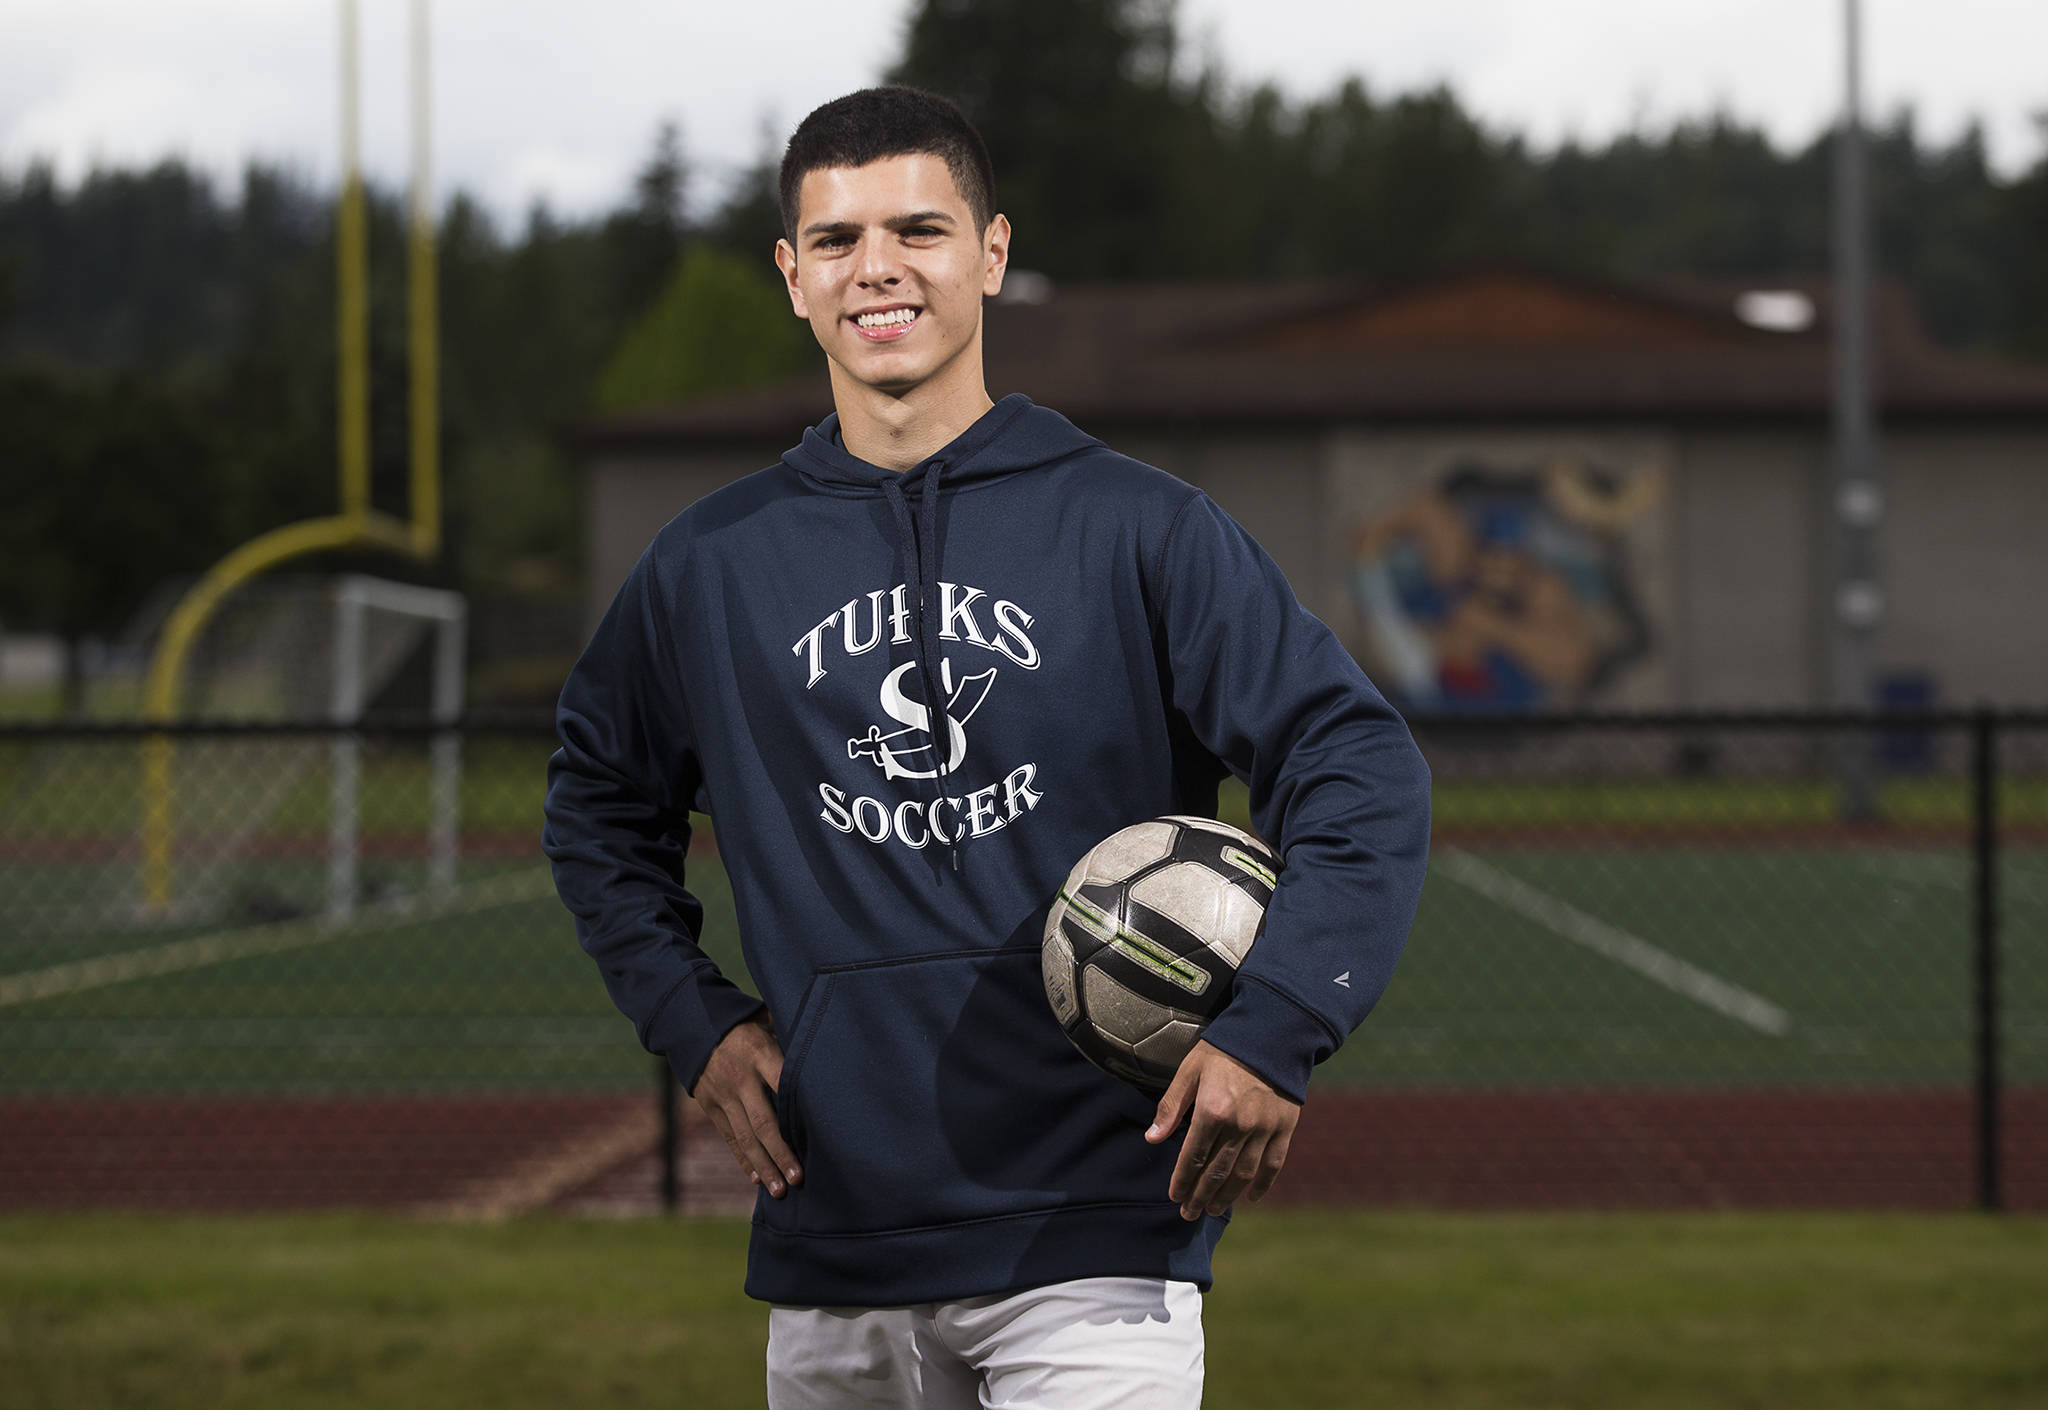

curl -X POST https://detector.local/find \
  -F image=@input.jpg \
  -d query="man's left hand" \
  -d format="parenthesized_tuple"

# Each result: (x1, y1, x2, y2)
(1144, 1040, 1301, 1220)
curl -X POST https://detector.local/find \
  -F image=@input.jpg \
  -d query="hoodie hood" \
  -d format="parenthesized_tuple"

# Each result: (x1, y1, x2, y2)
(780, 393, 1102, 497)
(778, 395, 1104, 870)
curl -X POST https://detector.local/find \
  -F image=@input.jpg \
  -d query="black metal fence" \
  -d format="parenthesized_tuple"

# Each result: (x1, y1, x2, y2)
(1394, 708, 2042, 1214)
(0, 711, 2040, 1214)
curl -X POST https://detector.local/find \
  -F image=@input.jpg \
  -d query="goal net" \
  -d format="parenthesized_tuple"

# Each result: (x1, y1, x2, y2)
(117, 573, 468, 929)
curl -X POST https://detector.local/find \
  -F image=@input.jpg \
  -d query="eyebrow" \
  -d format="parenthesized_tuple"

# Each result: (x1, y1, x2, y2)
(801, 210, 958, 239)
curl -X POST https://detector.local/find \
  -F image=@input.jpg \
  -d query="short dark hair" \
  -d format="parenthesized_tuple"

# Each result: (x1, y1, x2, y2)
(778, 86, 996, 240)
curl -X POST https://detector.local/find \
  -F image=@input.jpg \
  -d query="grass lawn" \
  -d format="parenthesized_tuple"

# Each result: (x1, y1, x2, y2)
(2, 1211, 2044, 1409)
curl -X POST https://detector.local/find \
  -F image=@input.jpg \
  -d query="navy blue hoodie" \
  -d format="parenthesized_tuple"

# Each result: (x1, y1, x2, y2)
(544, 394, 1430, 1306)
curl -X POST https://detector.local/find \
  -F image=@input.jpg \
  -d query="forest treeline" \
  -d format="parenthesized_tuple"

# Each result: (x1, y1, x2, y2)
(2, 0, 2044, 703)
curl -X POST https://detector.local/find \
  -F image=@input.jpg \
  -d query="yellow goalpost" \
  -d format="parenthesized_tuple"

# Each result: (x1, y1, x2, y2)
(142, 0, 441, 912)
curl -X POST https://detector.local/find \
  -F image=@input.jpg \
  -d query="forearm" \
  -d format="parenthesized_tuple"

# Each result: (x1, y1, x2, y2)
(545, 540, 764, 1091)
(1156, 493, 1434, 1097)
(544, 749, 764, 1090)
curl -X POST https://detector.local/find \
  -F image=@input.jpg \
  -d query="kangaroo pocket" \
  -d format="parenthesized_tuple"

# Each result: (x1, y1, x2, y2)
(766, 946, 1164, 1237)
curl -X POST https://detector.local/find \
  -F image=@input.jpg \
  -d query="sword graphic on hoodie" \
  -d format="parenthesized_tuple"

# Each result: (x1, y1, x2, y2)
(848, 659, 998, 780)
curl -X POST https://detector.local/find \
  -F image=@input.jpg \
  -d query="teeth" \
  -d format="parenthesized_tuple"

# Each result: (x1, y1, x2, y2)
(856, 308, 917, 329)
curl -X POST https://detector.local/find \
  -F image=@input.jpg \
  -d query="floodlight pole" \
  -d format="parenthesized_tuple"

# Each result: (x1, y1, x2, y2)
(1832, 0, 1881, 818)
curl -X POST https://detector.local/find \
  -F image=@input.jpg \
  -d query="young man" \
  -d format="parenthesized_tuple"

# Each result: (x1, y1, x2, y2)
(544, 87, 1431, 1408)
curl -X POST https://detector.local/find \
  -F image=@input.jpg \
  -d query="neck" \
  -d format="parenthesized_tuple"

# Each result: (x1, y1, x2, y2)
(829, 328, 994, 472)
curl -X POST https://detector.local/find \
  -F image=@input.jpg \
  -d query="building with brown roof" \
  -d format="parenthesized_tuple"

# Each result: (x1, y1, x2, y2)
(580, 267, 2048, 709)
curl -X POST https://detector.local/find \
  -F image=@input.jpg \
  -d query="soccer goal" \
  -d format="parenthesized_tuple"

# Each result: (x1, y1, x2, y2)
(327, 575, 467, 922)
(113, 572, 467, 930)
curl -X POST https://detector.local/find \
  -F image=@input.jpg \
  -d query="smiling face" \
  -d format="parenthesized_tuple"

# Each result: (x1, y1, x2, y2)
(775, 153, 1010, 410)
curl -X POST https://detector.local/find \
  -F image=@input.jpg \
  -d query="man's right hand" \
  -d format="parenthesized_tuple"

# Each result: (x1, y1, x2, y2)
(694, 1014, 803, 1198)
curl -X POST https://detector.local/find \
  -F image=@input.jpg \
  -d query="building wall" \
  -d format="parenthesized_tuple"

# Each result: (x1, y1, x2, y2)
(587, 445, 786, 624)
(584, 422, 2048, 709)
(1107, 427, 1332, 611)
(1672, 429, 1822, 708)
(1880, 428, 2048, 706)
(1182, 430, 1333, 615)
(1671, 425, 2048, 709)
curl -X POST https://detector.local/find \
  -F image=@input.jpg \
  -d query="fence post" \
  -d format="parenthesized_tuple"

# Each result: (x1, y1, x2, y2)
(659, 1056, 680, 1215)
(1971, 705, 2002, 1213)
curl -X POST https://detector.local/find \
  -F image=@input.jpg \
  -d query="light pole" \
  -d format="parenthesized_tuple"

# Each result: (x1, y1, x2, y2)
(1832, 0, 1881, 819)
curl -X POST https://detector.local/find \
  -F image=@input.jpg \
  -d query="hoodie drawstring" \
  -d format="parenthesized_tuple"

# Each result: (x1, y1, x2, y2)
(881, 460, 961, 871)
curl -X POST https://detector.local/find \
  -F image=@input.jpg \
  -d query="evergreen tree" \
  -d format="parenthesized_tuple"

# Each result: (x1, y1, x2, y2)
(594, 245, 812, 413)
(0, 23, 2041, 665)
(889, 0, 1212, 278)
(0, 369, 232, 712)
(1290, 81, 1509, 280)
(2005, 136, 2048, 360)
(600, 121, 693, 327)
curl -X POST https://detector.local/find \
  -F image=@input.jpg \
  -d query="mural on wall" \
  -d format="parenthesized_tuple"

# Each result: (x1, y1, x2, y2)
(1347, 456, 1665, 711)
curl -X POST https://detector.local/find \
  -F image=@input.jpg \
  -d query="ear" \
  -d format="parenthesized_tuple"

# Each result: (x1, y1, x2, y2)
(981, 214, 1011, 299)
(775, 239, 808, 319)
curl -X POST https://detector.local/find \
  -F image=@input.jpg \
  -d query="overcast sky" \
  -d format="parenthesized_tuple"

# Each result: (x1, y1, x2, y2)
(3, 0, 2042, 228)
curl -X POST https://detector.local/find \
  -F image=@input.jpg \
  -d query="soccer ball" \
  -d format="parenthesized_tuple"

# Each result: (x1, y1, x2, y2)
(1041, 815, 1281, 1091)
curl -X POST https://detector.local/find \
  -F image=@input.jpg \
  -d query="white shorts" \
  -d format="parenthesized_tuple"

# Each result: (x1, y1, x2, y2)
(766, 1276, 1205, 1410)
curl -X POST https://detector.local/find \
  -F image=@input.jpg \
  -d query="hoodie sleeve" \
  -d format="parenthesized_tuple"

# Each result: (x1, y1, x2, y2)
(543, 542, 766, 1093)
(1151, 492, 1431, 1102)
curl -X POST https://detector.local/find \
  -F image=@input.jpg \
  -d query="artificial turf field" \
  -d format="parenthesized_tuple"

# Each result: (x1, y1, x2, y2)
(3, 815, 2043, 1095)
(2, 735, 2044, 1211)
(3, 1210, 2045, 1409)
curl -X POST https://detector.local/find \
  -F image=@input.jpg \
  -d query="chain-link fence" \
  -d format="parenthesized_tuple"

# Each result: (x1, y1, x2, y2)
(1329, 711, 2043, 1212)
(1, 713, 2040, 1214)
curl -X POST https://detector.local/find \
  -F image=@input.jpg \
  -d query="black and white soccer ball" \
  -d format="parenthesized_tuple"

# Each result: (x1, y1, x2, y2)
(1041, 815, 1281, 1092)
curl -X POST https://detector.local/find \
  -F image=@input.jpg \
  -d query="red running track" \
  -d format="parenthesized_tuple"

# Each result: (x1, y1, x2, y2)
(0, 1088, 2040, 1214)
(0, 1094, 648, 1212)
(1273, 1088, 2045, 1211)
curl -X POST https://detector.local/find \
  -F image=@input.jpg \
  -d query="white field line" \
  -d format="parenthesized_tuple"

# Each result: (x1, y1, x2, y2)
(1434, 848, 1793, 1037)
(420, 1105, 660, 1221)
(0, 867, 557, 1010)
